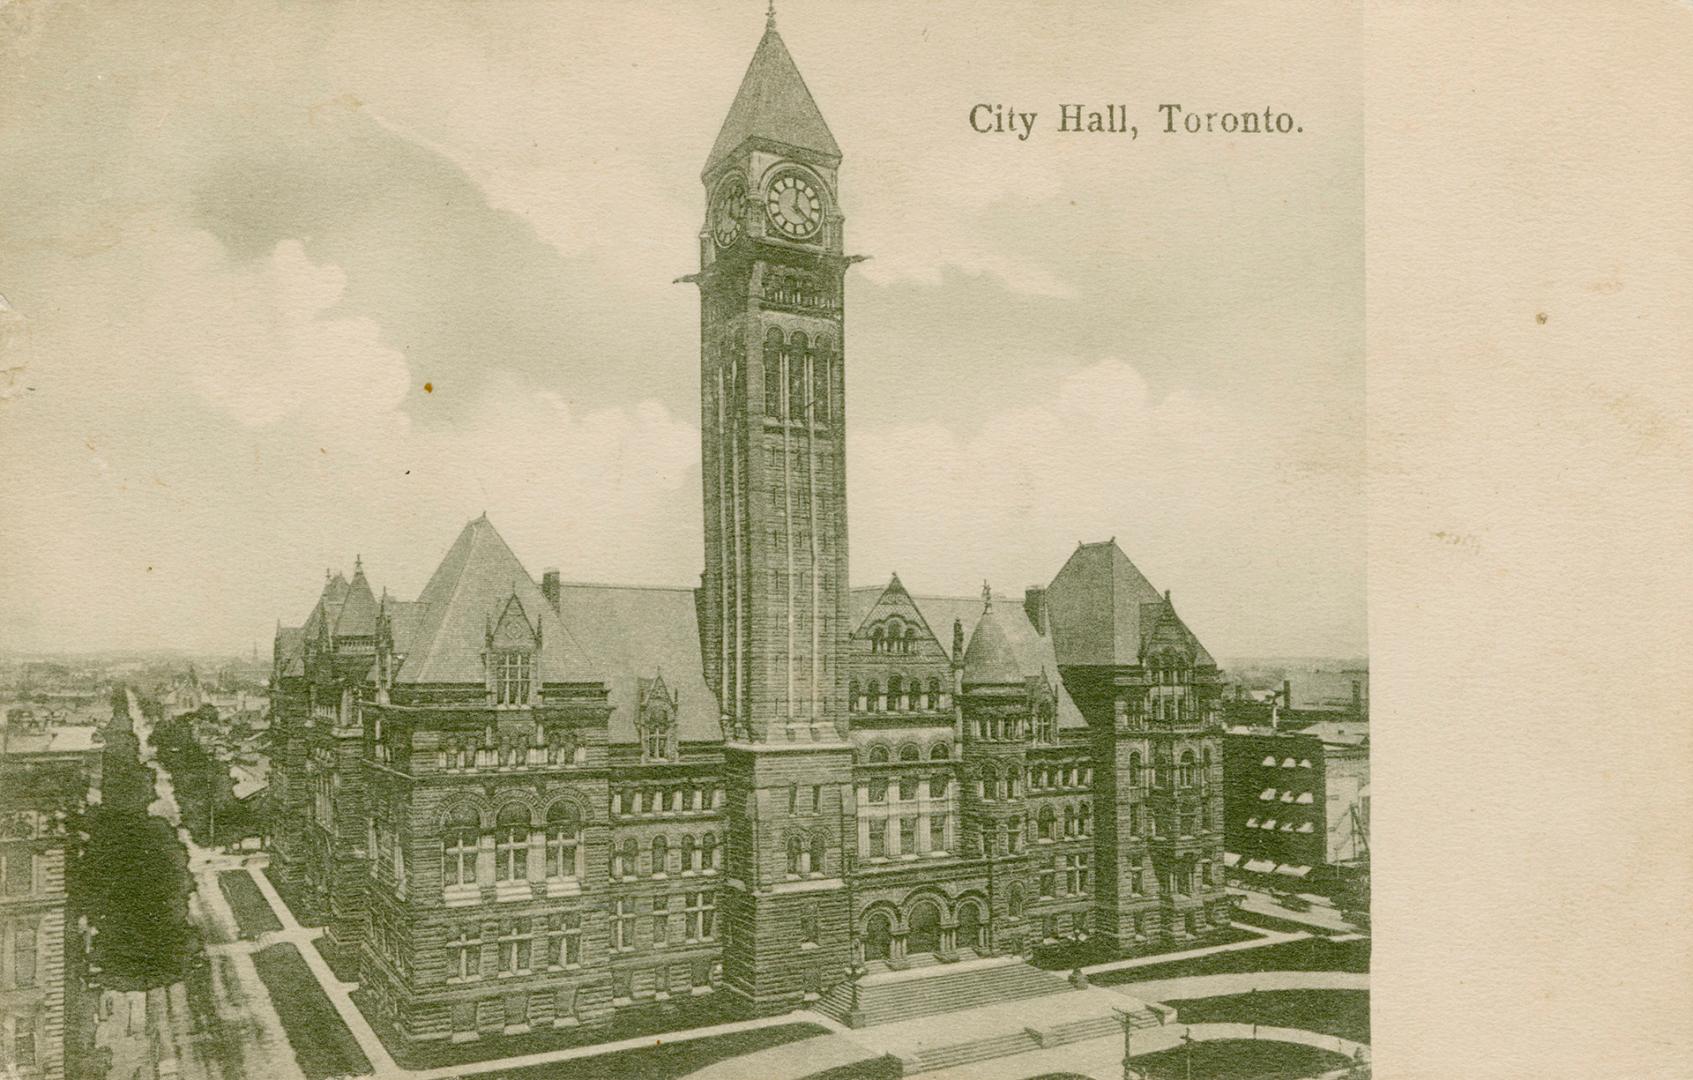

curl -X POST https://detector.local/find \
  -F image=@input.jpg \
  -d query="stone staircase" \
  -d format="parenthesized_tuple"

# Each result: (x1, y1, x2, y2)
(815, 957, 1070, 1028)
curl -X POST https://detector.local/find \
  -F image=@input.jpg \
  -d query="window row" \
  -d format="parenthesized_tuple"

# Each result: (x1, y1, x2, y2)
(868, 621, 919, 654)
(448, 912, 586, 980)
(762, 329, 840, 425)
(612, 833, 721, 880)
(611, 786, 722, 817)
(1034, 802, 1094, 841)
(438, 739, 584, 771)
(851, 677, 946, 713)
(1125, 749, 1213, 789)
(863, 741, 950, 765)
(1029, 763, 1092, 791)
(1036, 853, 1091, 898)
(864, 813, 948, 859)
(784, 830, 831, 877)
(865, 773, 949, 803)
(443, 803, 584, 888)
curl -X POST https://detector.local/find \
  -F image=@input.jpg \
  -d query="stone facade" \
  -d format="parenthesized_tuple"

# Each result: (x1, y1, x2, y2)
(267, 12, 1236, 1048)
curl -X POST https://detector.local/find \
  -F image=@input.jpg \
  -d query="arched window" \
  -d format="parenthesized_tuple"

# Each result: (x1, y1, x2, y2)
(680, 834, 696, 872)
(928, 677, 942, 706)
(980, 764, 998, 800)
(867, 680, 881, 712)
(495, 804, 529, 882)
(809, 831, 826, 875)
(652, 835, 668, 877)
(868, 744, 890, 764)
(1180, 750, 1196, 787)
(617, 837, 638, 879)
(787, 833, 802, 876)
(444, 805, 480, 886)
(1007, 768, 1020, 798)
(848, 679, 860, 712)
(788, 331, 809, 421)
(1064, 805, 1077, 837)
(1038, 805, 1056, 840)
(899, 774, 918, 801)
(1080, 802, 1092, 836)
(703, 832, 718, 870)
(930, 743, 950, 761)
(898, 743, 921, 763)
(812, 337, 831, 423)
(887, 675, 902, 710)
(1007, 815, 1022, 853)
(903, 627, 917, 655)
(544, 803, 581, 881)
(763, 329, 783, 417)
(1129, 752, 1143, 788)
(1006, 883, 1026, 919)
(929, 773, 949, 798)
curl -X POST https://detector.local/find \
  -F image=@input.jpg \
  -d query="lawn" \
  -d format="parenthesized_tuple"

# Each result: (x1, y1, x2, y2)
(250, 943, 373, 1080)
(797, 1055, 903, 1080)
(1123, 1039, 1352, 1080)
(1230, 906, 1349, 938)
(310, 933, 363, 984)
(1091, 937, 1370, 988)
(216, 870, 282, 938)
(469, 1023, 830, 1080)
(1032, 925, 1263, 971)
(1168, 989, 1370, 1044)
(351, 981, 820, 1071)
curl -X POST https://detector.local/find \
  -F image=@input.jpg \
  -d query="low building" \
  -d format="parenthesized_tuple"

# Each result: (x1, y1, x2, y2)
(1, 708, 103, 1080)
(1222, 718, 1368, 891)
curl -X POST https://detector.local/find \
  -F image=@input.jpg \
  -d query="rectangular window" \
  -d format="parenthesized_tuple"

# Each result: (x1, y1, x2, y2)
(930, 814, 946, 852)
(684, 891, 716, 941)
(14, 1020, 35, 1067)
(14, 926, 35, 988)
(898, 816, 916, 855)
(868, 822, 886, 859)
(504, 993, 528, 1029)
(495, 651, 532, 705)
(1131, 869, 1143, 895)
(1039, 866, 1055, 898)
(652, 895, 669, 945)
(614, 900, 636, 951)
(499, 919, 533, 974)
(450, 929, 480, 980)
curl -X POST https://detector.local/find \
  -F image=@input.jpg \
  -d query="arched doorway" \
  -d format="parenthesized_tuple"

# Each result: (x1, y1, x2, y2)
(908, 900, 942, 955)
(957, 902, 983, 950)
(865, 912, 892, 961)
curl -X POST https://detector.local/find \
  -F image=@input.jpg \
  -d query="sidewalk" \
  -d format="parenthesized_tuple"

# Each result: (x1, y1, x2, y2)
(1079, 925, 1310, 977)
(1101, 969, 1369, 1004)
(1233, 888, 1364, 936)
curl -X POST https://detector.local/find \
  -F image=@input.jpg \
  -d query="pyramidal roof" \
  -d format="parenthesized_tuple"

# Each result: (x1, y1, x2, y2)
(397, 516, 602, 685)
(705, 19, 840, 173)
(1045, 540, 1171, 667)
(962, 597, 1023, 686)
(334, 562, 380, 638)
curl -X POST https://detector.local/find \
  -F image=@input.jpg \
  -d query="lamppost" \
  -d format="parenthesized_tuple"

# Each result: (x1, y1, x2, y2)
(1182, 1027, 1195, 1080)
(1112, 1008, 1142, 1080)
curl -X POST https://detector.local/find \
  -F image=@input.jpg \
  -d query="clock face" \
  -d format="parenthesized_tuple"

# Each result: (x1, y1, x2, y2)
(711, 179, 745, 249)
(765, 170, 824, 239)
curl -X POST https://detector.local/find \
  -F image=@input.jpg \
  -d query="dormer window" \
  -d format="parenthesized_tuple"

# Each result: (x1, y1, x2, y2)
(495, 650, 532, 705)
(641, 712, 676, 762)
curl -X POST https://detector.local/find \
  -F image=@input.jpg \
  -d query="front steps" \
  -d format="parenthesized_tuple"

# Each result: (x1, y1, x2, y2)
(897, 997, 1169, 1074)
(815, 956, 1069, 1028)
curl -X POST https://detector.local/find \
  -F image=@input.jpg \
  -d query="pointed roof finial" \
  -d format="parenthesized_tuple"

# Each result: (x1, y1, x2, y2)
(766, 0, 776, 30)
(981, 580, 993, 610)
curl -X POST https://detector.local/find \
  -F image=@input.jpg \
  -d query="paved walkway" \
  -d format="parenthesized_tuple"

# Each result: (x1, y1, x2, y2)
(1079, 925, 1311, 977)
(668, 1031, 877, 1080)
(909, 1022, 1368, 1080)
(1104, 969, 1369, 1004)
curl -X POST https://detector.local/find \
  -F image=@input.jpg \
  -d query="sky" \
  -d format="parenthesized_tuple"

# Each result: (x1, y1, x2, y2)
(0, 0, 1362, 661)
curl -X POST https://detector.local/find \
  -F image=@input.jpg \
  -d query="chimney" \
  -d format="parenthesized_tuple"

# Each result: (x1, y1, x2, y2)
(1024, 586, 1047, 634)
(541, 569, 561, 614)
(1282, 679, 1293, 709)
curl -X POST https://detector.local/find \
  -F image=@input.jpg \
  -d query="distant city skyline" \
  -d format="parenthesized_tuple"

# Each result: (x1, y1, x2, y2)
(0, 1, 1362, 659)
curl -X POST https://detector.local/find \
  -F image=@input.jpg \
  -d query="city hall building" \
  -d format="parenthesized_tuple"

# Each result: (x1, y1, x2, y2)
(269, 15, 1233, 1044)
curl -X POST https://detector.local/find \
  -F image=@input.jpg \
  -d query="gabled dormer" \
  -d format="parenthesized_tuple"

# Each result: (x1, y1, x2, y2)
(485, 592, 539, 707)
(636, 672, 680, 762)
(854, 573, 945, 658)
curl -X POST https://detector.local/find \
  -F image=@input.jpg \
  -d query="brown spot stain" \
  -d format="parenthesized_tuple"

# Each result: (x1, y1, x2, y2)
(423, 382, 433, 394)
(1535, 312, 1548, 324)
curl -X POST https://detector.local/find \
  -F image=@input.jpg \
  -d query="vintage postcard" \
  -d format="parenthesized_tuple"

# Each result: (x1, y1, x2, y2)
(3, 2, 1682, 1079)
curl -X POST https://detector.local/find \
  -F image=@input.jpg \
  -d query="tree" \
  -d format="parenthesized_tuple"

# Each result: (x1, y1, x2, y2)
(69, 803, 201, 989)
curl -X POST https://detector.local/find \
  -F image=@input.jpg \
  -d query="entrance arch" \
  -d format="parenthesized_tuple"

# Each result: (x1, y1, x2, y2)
(865, 912, 892, 961)
(957, 901, 983, 950)
(908, 900, 942, 955)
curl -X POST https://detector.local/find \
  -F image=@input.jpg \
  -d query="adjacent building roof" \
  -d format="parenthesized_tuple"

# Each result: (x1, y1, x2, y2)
(397, 516, 602, 686)
(334, 564, 380, 638)
(849, 585, 1087, 730)
(555, 582, 719, 745)
(705, 21, 840, 172)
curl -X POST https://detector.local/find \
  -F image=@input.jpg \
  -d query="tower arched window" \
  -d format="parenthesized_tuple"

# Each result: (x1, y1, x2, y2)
(903, 627, 916, 655)
(888, 675, 902, 710)
(788, 332, 809, 422)
(1129, 752, 1143, 788)
(981, 764, 998, 800)
(848, 679, 861, 712)
(1064, 805, 1077, 837)
(870, 628, 884, 654)
(868, 744, 890, 765)
(812, 337, 832, 423)
(929, 677, 942, 708)
(703, 832, 718, 870)
(652, 835, 668, 877)
(1038, 805, 1056, 840)
(787, 833, 803, 876)
(1080, 801, 1093, 836)
(1180, 750, 1196, 787)
(809, 831, 826, 875)
(763, 329, 784, 417)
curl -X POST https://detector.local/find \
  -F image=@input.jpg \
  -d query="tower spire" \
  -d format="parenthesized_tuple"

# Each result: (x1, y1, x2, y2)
(766, 0, 776, 31)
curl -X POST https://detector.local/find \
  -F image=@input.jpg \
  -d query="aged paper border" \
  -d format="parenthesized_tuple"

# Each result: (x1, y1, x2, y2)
(1367, 3, 1692, 1077)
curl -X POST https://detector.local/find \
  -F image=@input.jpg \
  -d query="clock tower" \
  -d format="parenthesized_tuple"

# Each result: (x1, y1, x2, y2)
(694, 10, 855, 1011)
